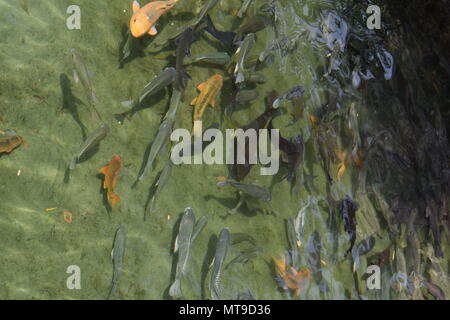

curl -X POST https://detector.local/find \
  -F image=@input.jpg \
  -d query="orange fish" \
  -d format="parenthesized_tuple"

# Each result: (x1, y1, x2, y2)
(271, 255, 311, 296)
(336, 149, 348, 178)
(99, 155, 122, 209)
(191, 74, 223, 136)
(0, 134, 24, 153)
(130, 0, 179, 38)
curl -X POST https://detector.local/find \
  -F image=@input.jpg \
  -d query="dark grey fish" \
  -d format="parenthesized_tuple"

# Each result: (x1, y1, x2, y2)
(217, 179, 272, 202)
(352, 236, 375, 271)
(234, 15, 271, 42)
(286, 218, 299, 269)
(175, 28, 194, 90)
(305, 231, 327, 293)
(210, 228, 231, 300)
(243, 71, 266, 84)
(185, 52, 231, 66)
(205, 15, 237, 49)
(120, 67, 177, 108)
(278, 134, 304, 182)
(69, 123, 110, 170)
(107, 225, 127, 299)
(225, 246, 263, 270)
(230, 233, 257, 246)
(341, 195, 358, 258)
(273, 86, 305, 108)
(236, 90, 259, 105)
(149, 160, 173, 214)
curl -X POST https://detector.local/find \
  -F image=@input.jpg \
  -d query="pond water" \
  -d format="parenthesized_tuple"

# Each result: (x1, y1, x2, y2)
(0, 0, 448, 300)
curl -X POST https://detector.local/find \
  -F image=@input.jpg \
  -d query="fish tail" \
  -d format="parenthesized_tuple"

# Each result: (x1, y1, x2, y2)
(235, 71, 244, 84)
(110, 193, 120, 209)
(169, 278, 182, 299)
(69, 156, 77, 170)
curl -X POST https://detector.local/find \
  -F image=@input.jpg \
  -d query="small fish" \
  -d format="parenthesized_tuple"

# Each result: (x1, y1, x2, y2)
(234, 15, 270, 42)
(242, 71, 266, 84)
(210, 227, 231, 300)
(130, 0, 179, 38)
(185, 52, 231, 66)
(121, 67, 176, 109)
(352, 236, 375, 271)
(169, 207, 206, 298)
(294, 200, 310, 247)
(107, 225, 127, 299)
(99, 155, 122, 210)
(235, 89, 259, 105)
(230, 232, 257, 246)
(175, 28, 194, 90)
(421, 280, 446, 300)
(0, 133, 23, 153)
(149, 160, 173, 214)
(234, 33, 256, 85)
(278, 134, 304, 182)
(237, 0, 255, 18)
(225, 246, 263, 270)
(190, 74, 223, 137)
(305, 231, 327, 293)
(139, 89, 182, 180)
(205, 15, 237, 49)
(70, 48, 102, 121)
(217, 179, 271, 214)
(341, 195, 358, 257)
(69, 123, 110, 170)
(286, 218, 299, 269)
(273, 86, 305, 108)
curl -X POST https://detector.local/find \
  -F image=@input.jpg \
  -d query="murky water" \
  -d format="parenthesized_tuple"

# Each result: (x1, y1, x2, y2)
(0, 0, 448, 300)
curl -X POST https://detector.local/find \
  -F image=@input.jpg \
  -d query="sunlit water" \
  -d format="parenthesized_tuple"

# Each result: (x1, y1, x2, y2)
(0, 0, 448, 299)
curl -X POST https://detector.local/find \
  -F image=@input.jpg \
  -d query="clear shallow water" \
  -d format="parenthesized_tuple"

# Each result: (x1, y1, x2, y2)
(0, 0, 448, 299)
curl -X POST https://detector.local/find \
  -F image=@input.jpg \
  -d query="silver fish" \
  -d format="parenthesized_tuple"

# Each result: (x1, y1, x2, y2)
(169, 207, 206, 298)
(139, 89, 182, 181)
(107, 225, 127, 299)
(70, 48, 102, 121)
(69, 123, 110, 170)
(294, 198, 311, 247)
(234, 33, 256, 85)
(210, 227, 231, 300)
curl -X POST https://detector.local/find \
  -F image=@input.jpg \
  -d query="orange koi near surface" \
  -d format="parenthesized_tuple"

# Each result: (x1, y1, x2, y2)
(130, 0, 180, 38)
(99, 155, 122, 209)
(271, 255, 311, 296)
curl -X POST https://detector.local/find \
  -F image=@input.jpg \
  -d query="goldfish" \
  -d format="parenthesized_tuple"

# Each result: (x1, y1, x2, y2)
(271, 255, 311, 296)
(0, 133, 24, 153)
(99, 155, 122, 209)
(130, 0, 179, 38)
(190, 74, 223, 136)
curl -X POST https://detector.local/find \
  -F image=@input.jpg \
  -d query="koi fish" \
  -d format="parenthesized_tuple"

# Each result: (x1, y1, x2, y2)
(99, 155, 122, 209)
(130, 0, 179, 38)
(271, 254, 311, 296)
(190, 74, 223, 136)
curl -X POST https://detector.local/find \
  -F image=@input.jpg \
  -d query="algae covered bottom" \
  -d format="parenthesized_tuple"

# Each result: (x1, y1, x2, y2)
(0, 0, 448, 300)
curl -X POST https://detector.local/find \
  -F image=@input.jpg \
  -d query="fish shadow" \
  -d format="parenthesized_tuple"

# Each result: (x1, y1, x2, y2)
(114, 88, 167, 123)
(142, 170, 163, 221)
(96, 173, 112, 217)
(59, 73, 87, 141)
(200, 234, 218, 299)
(118, 26, 153, 68)
(203, 194, 258, 218)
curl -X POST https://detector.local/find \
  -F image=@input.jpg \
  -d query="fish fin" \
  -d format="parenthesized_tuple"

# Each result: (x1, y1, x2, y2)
(69, 156, 77, 170)
(73, 70, 79, 84)
(197, 82, 207, 91)
(169, 279, 182, 299)
(99, 166, 108, 175)
(121, 100, 134, 107)
(173, 235, 179, 253)
(235, 72, 244, 84)
(132, 0, 140, 13)
(190, 97, 198, 105)
(110, 193, 120, 209)
(148, 26, 158, 36)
